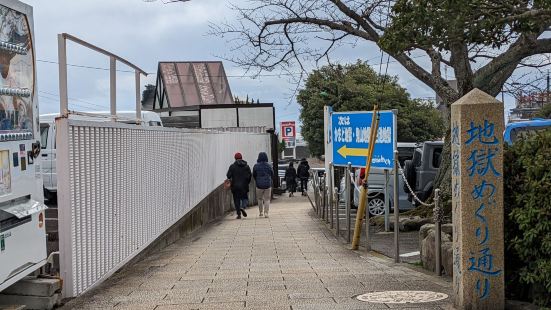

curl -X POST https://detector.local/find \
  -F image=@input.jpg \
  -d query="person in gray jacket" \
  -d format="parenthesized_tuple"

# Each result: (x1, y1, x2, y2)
(252, 152, 273, 218)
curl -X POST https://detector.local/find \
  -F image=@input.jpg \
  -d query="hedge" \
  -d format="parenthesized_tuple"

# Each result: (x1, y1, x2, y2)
(504, 129, 551, 306)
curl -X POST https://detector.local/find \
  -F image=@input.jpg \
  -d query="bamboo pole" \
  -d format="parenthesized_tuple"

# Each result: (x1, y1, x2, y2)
(351, 106, 380, 250)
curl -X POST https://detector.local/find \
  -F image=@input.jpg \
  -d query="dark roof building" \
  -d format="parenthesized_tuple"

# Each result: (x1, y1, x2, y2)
(145, 61, 275, 130)
(152, 61, 234, 110)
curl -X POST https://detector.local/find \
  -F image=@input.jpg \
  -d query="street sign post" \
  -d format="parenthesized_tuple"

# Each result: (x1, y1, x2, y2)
(280, 121, 296, 158)
(331, 111, 397, 170)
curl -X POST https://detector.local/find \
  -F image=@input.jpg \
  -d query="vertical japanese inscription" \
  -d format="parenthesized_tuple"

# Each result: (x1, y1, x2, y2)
(451, 89, 505, 309)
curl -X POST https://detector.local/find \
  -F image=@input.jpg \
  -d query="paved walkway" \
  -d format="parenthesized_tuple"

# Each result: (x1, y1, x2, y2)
(63, 196, 452, 310)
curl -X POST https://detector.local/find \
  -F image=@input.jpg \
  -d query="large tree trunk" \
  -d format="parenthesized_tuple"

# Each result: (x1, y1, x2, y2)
(433, 131, 452, 214)
(406, 99, 456, 218)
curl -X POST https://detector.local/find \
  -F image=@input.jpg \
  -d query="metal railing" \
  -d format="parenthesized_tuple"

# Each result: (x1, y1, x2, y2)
(309, 157, 445, 274)
(56, 119, 271, 297)
(57, 33, 147, 121)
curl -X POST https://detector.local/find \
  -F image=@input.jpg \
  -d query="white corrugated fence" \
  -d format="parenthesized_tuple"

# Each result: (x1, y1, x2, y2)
(56, 118, 271, 297)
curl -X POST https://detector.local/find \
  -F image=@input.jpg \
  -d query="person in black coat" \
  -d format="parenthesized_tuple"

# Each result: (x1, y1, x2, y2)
(226, 152, 251, 219)
(284, 162, 297, 197)
(297, 158, 310, 196)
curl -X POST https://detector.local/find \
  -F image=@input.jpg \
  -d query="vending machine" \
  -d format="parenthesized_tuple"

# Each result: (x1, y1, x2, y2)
(0, 0, 48, 291)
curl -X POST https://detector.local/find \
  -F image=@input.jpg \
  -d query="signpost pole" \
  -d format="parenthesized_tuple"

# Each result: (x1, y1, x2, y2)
(321, 178, 325, 221)
(384, 169, 390, 232)
(365, 180, 370, 252)
(393, 150, 400, 263)
(335, 176, 340, 237)
(346, 163, 352, 243)
(329, 162, 334, 229)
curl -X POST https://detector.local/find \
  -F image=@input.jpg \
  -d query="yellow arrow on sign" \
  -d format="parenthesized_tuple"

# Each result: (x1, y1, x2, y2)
(337, 145, 370, 158)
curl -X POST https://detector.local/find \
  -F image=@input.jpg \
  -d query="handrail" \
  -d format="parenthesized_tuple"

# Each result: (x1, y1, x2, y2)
(58, 33, 147, 121)
(61, 33, 147, 75)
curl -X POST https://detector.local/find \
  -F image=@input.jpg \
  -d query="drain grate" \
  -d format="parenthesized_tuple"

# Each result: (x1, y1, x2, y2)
(357, 290, 449, 304)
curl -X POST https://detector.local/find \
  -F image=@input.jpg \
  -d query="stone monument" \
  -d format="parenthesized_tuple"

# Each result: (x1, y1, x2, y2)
(451, 89, 505, 309)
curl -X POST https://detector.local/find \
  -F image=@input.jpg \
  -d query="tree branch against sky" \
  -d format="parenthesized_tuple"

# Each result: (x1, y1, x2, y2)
(212, 0, 551, 104)
(213, 0, 551, 205)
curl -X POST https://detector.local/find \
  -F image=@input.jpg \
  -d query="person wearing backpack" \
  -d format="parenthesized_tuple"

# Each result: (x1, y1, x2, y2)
(226, 152, 251, 219)
(297, 158, 310, 196)
(285, 162, 298, 197)
(253, 152, 273, 218)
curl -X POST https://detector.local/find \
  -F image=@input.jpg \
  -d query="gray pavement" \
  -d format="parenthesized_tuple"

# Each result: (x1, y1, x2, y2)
(62, 195, 452, 310)
(329, 208, 421, 263)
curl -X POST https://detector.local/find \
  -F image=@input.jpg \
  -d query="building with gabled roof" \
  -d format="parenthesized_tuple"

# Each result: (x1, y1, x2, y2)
(145, 61, 275, 130)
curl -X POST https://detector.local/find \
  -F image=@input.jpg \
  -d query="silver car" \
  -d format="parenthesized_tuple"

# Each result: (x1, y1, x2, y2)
(339, 143, 416, 216)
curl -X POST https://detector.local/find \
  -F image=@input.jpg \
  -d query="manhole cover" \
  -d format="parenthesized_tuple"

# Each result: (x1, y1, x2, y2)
(357, 291, 448, 304)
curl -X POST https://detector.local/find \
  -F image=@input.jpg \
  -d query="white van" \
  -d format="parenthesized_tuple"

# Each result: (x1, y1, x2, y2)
(40, 111, 163, 200)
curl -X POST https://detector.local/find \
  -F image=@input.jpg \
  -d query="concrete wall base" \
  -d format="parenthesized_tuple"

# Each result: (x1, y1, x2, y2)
(0, 293, 60, 310)
(125, 184, 233, 266)
(0, 276, 62, 310)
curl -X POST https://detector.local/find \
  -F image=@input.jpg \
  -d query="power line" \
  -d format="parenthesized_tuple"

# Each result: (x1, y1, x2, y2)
(38, 94, 102, 112)
(36, 54, 428, 78)
(38, 91, 106, 111)
(37, 59, 138, 74)
(39, 90, 106, 109)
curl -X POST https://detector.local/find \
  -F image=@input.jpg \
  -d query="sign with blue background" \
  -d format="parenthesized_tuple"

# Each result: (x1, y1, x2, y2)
(331, 111, 396, 169)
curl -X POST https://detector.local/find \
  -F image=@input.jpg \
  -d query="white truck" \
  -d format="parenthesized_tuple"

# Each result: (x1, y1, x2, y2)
(40, 111, 163, 201)
(0, 0, 48, 292)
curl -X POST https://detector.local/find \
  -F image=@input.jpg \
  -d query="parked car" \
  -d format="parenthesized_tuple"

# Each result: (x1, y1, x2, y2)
(402, 141, 444, 202)
(40, 111, 163, 201)
(339, 142, 417, 216)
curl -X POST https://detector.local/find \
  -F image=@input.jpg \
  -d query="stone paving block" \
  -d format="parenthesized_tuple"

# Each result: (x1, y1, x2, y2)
(71, 303, 115, 310)
(325, 298, 392, 309)
(288, 291, 333, 299)
(128, 290, 169, 299)
(161, 293, 204, 304)
(283, 282, 326, 290)
(246, 289, 289, 297)
(246, 300, 292, 309)
(205, 290, 247, 298)
(113, 302, 159, 309)
(214, 273, 250, 280)
(247, 275, 284, 282)
(211, 279, 248, 287)
(154, 303, 202, 310)
(138, 281, 178, 290)
(384, 303, 447, 309)
(111, 292, 168, 304)
(248, 271, 283, 278)
(246, 282, 286, 291)
(169, 287, 209, 295)
(197, 301, 246, 310)
(242, 305, 291, 310)
(203, 295, 247, 303)
(326, 286, 371, 298)
(289, 297, 335, 305)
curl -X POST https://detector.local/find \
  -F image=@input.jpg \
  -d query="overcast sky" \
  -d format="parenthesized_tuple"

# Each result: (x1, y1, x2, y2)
(26, 0, 515, 129)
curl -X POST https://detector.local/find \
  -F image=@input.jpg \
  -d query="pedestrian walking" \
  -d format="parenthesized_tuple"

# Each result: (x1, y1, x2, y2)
(285, 162, 297, 197)
(253, 152, 273, 218)
(297, 158, 310, 196)
(226, 152, 251, 219)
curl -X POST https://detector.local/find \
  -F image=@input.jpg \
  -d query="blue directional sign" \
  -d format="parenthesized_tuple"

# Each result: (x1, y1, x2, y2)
(331, 111, 396, 169)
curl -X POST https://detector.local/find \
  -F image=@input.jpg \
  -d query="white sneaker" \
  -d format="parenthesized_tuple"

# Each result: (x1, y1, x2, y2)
(259, 213, 263, 217)
(264, 214, 269, 218)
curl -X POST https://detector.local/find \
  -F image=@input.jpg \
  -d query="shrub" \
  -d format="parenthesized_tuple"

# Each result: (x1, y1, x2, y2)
(504, 129, 551, 306)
